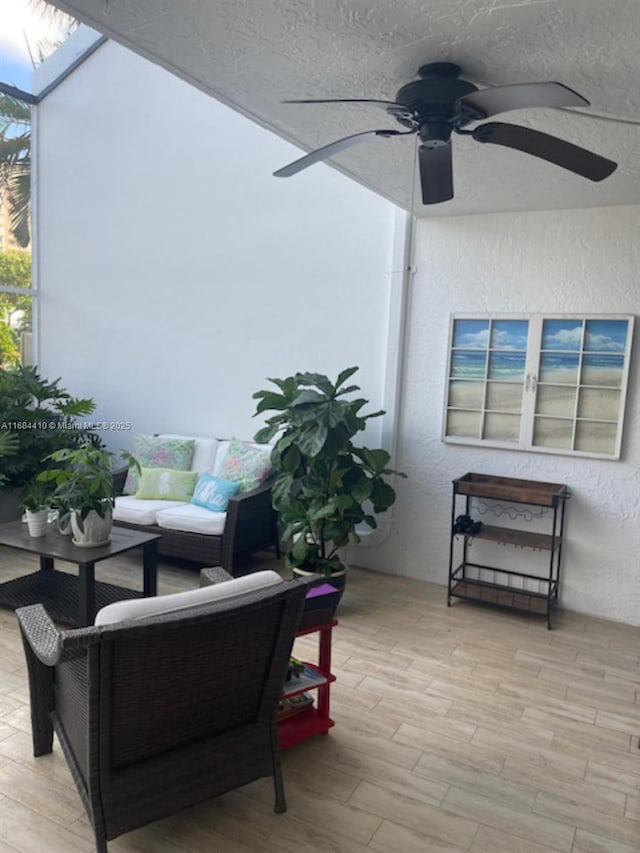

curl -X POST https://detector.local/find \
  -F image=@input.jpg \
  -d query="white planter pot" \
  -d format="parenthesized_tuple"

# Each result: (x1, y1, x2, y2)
(71, 507, 113, 548)
(25, 509, 49, 537)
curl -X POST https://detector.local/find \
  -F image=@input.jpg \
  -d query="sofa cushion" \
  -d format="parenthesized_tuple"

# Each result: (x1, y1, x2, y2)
(191, 474, 240, 512)
(155, 503, 227, 535)
(124, 435, 195, 494)
(136, 467, 198, 501)
(215, 438, 274, 493)
(159, 434, 220, 475)
(95, 570, 283, 625)
(113, 496, 186, 526)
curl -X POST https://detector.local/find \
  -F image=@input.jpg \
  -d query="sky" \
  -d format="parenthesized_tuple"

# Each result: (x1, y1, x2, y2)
(0, 0, 74, 91)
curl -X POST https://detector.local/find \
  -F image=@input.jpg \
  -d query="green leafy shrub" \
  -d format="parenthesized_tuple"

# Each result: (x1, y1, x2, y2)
(0, 365, 97, 489)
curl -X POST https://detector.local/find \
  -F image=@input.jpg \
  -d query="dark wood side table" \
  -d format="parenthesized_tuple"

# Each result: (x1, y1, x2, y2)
(0, 521, 159, 627)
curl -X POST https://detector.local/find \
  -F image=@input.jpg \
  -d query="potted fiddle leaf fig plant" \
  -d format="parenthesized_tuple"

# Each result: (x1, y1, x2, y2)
(253, 366, 404, 599)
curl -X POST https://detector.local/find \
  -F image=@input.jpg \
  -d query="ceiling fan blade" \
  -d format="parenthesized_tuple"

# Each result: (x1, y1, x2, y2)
(457, 82, 589, 121)
(283, 98, 409, 111)
(273, 129, 411, 178)
(418, 144, 454, 204)
(472, 122, 617, 181)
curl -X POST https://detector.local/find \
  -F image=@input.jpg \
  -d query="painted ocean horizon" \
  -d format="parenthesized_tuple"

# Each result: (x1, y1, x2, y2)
(451, 350, 624, 387)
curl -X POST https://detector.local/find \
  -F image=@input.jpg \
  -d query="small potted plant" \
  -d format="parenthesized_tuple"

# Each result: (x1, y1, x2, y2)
(39, 441, 122, 548)
(21, 478, 52, 537)
(253, 366, 404, 600)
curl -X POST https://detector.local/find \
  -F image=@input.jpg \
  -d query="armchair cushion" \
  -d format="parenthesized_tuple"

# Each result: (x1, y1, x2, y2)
(95, 569, 283, 625)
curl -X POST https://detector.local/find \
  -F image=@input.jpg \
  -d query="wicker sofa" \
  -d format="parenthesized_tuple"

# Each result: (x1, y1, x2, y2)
(112, 435, 279, 573)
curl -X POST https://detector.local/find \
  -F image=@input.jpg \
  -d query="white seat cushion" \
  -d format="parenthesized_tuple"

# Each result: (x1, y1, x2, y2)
(155, 503, 226, 535)
(95, 570, 283, 625)
(113, 496, 186, 526)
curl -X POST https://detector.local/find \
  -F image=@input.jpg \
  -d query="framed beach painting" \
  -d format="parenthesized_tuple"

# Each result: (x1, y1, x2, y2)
(443, 314, 634, 459)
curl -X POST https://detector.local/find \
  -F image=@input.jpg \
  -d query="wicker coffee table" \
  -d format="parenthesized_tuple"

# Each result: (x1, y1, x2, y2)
(0, 521, 159, 627)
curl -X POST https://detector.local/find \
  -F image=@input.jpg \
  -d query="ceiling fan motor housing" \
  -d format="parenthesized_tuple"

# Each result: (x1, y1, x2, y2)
(394, 62, 478, 145)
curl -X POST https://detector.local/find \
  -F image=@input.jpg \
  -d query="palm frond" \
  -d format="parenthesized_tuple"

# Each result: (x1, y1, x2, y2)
(27, 0, 75, 29)
(8, 170, 31, 247)
(0, 94, 31, 126)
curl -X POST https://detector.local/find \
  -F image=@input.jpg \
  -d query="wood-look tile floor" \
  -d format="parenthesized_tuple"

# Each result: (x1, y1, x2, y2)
(0, 547, 639, 852)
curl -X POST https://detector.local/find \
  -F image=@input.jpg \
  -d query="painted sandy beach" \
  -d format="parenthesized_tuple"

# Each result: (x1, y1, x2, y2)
(448, 361, 623, 450)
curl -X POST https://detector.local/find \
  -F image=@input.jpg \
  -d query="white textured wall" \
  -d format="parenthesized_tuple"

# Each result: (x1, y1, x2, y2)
(361, 206, 640, 625)
(35, 38, 396, 450)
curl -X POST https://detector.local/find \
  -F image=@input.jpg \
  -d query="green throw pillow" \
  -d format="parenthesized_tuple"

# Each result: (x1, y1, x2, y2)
(135, 467, 198, 501)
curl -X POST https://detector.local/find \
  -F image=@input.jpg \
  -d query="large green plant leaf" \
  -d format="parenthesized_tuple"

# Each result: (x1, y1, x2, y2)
(370, 479, 397, 512)
(335, 366, 359, 389)
(272, 472, 295, 507)
(296, 372, 335, 395)
(355, 447, 391, 474)
(253, 391, 288, 414)
(297, 422, 328, 457)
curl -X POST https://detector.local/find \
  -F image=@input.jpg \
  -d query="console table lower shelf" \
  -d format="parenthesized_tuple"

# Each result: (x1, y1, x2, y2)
(279, 618, 336, 750)
(449, 570, 558, 617)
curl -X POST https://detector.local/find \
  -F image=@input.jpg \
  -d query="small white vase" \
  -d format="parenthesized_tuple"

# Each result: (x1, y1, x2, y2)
(71, 507, 113, 548)
(25, 509, 49, 537)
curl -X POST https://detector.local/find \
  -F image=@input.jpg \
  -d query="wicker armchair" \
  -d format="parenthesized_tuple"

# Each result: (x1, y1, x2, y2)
(16, 576, 310, 853)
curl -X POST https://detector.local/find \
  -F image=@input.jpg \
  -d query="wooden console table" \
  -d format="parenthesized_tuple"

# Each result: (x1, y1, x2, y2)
(448, 473, 569, 629)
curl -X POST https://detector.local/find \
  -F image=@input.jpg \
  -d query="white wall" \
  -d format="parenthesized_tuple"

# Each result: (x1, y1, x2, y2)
(34, 37, 397, 451)
(364, 205, 640, 625)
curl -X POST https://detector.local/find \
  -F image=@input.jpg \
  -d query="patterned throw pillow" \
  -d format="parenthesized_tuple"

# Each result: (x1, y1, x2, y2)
(217, 438, 274, 493)
(135, 468, 198, 501)
(124, 435, 195, 495)
(191, 474, 240, 512)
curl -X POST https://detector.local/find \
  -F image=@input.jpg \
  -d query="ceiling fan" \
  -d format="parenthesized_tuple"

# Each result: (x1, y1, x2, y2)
(273, 62, 617, 204)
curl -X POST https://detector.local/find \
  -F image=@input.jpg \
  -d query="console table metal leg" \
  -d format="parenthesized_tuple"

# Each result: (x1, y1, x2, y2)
(79, 563, 95, 626)
(40, 556, 54, 572)
(142, 540, 158, 597)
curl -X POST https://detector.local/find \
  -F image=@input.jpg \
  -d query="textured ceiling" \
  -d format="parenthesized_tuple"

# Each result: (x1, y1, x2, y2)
(48, 0, 640, 216)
